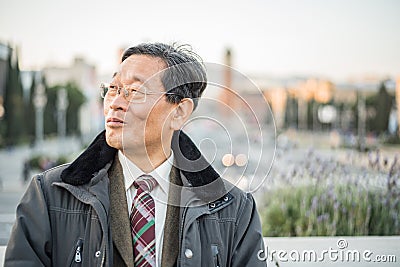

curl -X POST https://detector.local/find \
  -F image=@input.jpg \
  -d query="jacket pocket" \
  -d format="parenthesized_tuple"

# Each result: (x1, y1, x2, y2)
(69, 238, 84, 267)
(211, 244, 221, 267)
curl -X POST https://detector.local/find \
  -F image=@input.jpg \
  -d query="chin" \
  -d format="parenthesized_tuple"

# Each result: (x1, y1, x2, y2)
(105, 129, 123, 150)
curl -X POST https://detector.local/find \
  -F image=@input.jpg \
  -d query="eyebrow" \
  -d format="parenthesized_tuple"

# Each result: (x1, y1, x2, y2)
(111, 72, 146, 84)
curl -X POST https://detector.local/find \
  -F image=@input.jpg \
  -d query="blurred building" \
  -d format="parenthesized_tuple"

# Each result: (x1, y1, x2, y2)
(215, 48, 398, 135)
(256, 76, 397, 132)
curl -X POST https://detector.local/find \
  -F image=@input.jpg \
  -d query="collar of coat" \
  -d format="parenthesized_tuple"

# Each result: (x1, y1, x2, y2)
(60, 130, 221, 189)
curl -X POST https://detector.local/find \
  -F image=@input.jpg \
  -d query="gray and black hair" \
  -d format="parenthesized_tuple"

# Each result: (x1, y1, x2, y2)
(121, 42, 207, 110)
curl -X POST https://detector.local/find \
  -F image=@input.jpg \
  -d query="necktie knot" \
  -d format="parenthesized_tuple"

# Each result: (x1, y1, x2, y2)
(133, 174, 158, 192)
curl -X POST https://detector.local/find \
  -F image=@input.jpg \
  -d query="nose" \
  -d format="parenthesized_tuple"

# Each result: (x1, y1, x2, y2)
(108, 92, 128, 111)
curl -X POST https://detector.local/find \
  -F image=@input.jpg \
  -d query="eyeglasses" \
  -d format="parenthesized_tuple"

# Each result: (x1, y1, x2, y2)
(100, 82, 180, 103)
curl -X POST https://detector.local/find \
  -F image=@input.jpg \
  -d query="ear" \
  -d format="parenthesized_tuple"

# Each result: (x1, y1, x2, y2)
(170, 98, 194, 130)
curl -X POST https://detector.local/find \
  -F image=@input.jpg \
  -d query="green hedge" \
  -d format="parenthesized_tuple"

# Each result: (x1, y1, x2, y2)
(261, 184, 400, 236)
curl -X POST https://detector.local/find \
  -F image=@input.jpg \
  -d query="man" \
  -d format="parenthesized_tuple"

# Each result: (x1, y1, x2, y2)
(5, 43, 266, 266)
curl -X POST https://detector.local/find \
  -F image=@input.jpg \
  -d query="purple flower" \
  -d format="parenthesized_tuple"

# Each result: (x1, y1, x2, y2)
(317, 214, 330, 223)
(311, 196, 318, 211)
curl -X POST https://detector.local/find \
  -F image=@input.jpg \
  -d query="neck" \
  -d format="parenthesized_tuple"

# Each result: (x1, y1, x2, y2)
(121, 145, 171, 173)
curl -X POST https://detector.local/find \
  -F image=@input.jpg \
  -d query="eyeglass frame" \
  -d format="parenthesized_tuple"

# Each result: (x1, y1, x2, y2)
(99, 82, 182, 103)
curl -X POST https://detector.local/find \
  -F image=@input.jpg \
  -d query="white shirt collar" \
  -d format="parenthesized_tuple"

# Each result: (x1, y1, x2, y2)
(118, 150, 172, 195)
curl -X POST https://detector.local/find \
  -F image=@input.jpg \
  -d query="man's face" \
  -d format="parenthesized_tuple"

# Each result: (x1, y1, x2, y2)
(103, 54, 178, 156)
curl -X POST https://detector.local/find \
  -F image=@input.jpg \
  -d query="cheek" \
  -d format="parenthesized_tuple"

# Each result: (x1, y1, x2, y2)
(147, 106, 174, 130)
(127, 105, 148, 121)
(103, 100, 110, 116)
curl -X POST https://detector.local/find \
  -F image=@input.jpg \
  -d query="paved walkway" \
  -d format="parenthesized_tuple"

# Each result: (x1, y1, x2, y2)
(0, 137, 83, 246)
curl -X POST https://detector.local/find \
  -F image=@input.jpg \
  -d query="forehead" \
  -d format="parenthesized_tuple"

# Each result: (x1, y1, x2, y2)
(116, 54, 167, 84)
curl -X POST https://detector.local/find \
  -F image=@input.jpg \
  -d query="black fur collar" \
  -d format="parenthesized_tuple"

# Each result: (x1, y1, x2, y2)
(60, 130, 220, 188)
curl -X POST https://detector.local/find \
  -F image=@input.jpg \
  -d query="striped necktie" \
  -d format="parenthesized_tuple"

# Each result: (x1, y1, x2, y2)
(130, 174, 158, 267)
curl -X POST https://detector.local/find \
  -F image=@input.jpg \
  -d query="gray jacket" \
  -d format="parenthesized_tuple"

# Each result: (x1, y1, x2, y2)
(5, 131, 266, 267)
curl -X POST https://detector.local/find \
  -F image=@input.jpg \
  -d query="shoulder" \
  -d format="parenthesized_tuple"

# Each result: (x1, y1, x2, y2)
(213, 179, 258, 222)
(34, 163, 71, 187)
(223, 179, 256, 207)
(27, 164, 72, 202)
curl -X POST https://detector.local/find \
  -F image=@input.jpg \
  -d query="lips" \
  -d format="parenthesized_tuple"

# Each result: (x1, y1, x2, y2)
(106, 117, 126, 127)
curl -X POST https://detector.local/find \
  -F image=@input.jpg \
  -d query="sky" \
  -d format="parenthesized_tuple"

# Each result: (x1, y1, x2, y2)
(0, 0, 399, 82)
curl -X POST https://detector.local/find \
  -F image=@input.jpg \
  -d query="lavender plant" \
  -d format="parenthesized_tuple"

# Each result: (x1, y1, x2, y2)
(261, 147, 400, 236)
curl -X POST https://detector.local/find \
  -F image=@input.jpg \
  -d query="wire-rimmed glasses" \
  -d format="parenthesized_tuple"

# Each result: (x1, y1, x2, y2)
(100, 82, 179, 103)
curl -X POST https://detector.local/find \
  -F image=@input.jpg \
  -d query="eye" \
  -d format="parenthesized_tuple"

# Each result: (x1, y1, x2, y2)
(128, 87, 139, 93)
(128, 84, 145, 94)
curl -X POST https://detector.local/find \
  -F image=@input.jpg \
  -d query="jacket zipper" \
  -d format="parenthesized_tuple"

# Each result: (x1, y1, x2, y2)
(178, 206, 188, 264)
(72, 238, 84, 265)
(211, 245, 220, 267)
(100, 245, 106, 266)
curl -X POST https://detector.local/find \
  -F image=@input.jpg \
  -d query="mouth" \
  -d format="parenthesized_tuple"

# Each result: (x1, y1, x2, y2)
(106, 117, 126, 127)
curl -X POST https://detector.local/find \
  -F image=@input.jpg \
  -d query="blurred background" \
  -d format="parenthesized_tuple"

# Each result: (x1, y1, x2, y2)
(0, 0, 399, 265)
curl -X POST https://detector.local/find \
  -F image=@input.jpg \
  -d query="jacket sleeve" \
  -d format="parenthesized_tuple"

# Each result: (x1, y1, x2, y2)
(4, 175, 52, 266)
(231, 193, 267, 267)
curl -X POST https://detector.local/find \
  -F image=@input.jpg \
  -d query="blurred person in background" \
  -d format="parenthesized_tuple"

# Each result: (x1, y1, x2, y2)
(5, 42, 266, 267)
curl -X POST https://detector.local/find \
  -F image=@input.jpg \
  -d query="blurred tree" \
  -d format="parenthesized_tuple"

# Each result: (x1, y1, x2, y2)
(43, 82, 56, 135)
(65, 82, 86, 135)
(44, 82, 85, 136)
(365, 82, 394, 134)
(2, 47, 24, 146)
(284, 95, 298, 128)
(307, 99, 314, 130)
(375, 82, 393, 133)
(351, 99, 358, 134)
(25, 73, 37, 144)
